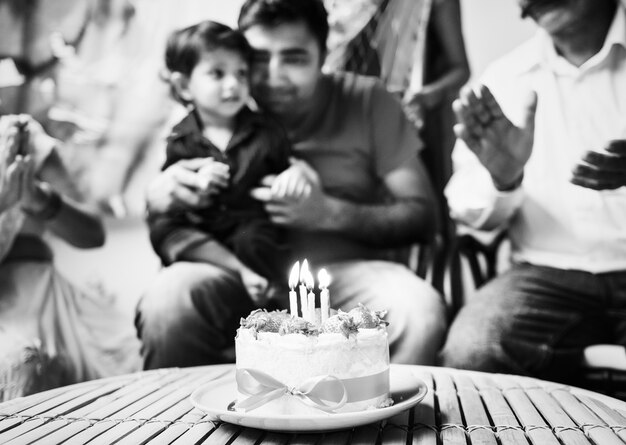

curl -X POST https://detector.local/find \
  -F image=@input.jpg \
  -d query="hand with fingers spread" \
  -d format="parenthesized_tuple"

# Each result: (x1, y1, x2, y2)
(146, 158, 218, 214)
(571, 140, 626, 190)
(453, 85, 537, 191)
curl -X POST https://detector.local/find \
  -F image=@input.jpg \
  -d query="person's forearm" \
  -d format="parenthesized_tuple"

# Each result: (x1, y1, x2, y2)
(48, 199, 105, 248)
(25, 186, 105, 248)
(179, 239, 245, 274)
(318, 195, 438, 247)
(421, 65, 470, 108)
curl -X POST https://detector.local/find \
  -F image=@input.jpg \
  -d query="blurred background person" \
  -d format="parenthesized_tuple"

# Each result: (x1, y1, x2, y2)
(324, 0, 470, 193)
(0, 0, 173, 217)
(0, 115, 141, 401)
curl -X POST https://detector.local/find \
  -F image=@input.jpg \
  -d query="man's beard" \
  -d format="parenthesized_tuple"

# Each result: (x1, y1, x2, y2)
(519, 0, 568, 19)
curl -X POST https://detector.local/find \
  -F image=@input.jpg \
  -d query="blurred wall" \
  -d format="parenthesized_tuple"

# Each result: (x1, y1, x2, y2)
(460, 0, 537, 79)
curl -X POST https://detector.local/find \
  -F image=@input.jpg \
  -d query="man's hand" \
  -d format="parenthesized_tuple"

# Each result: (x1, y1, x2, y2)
(146, 158, 215, 214)
(240, 266, 269, 306)
(571, 140, 626, 190)
(453, 85, 537, 190)
(197, 158, 230, 197)
(251, 159, 331, 230)
(270, 158, 312, 199)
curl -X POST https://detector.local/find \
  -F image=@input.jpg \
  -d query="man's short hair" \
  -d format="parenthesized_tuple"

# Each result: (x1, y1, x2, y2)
(238, 0, 329, 55)
(165, 20, 252, 76)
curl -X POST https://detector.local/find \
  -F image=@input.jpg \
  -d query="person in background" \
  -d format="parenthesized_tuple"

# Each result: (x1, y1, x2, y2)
(0, 0, 174, 217)
(153, 20, 309, 304)
(324, 0, 470, 132)
(441, 0, 626, 385)
(0, 115, 141, 400)
(136, 0, 447, 369)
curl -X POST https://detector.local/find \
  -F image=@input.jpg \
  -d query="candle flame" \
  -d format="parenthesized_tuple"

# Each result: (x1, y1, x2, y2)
(304, 267, 314, 290)
(299, 259, 309, 284)
(318, 268, 331, 289)
(289, 261, 300, 289)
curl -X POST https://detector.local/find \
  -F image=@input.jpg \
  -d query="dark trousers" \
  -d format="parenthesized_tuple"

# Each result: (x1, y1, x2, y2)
(226, 219, 292, 283)
(439, 263, 626, 384)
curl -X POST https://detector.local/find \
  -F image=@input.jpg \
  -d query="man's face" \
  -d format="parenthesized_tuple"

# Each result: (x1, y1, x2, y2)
(244, 20, 323, 121)
(518, 0, 591, 34)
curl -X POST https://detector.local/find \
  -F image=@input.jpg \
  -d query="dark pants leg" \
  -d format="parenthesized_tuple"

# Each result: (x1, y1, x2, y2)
(135, 262, 255, 369)
(230, 219, 291, 282)
(439, 263, 624, 384)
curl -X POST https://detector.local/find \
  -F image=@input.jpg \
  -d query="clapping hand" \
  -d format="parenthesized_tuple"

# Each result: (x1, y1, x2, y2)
(0, 116, 34, 213)
(453, 85, 537, 190)
(571, 140, 626, 190)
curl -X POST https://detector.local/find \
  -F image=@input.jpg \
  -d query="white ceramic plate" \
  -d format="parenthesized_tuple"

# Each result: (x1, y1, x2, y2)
(190, 364, 427, 432)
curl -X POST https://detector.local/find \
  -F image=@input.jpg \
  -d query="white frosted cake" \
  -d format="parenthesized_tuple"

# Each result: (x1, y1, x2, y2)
(234, 305, 392, 415)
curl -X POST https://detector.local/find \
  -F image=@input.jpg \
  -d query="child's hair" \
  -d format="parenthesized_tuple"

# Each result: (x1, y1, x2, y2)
(163, 20, 253, 103)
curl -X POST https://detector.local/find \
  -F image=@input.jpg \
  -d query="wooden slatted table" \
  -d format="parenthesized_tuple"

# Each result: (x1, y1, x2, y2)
(1, 364, 625, 444)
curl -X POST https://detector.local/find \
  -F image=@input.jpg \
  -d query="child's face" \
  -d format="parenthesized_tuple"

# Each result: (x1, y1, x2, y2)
(184, 48, 250, 120)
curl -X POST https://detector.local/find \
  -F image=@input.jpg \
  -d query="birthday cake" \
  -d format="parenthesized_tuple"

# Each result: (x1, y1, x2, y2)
(234, 262, 392, 415)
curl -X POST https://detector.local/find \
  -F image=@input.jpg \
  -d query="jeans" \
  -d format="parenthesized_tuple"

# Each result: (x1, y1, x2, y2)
(439, 263, 626, 384)
(135, 260, 447, 369)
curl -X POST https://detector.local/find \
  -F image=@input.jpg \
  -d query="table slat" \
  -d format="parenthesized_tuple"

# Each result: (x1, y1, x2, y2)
(200, 423, 243, 444)
(551, 389, 624, 445)
(433, 371, 466, 445)
(0, 370, 179, 444)
(489, 374, 560, 445)
(470, 374, 528, 445)
(317, 430, 351, 445)
(58, 370, 215, 445)
(578, 395, 626, 442)
(518, 382, 592, 445)
(453, 374, 498, 445)
(349, 423, 380, 445)
(411, 370, 437, 445)
(168, 415, 217, 445)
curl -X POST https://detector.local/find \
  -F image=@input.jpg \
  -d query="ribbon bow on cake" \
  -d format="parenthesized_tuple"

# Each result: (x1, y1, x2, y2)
(235, 368, 348, 413)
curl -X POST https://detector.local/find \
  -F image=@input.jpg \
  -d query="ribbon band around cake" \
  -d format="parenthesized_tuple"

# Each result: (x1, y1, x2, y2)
(235, 368, 390, 413)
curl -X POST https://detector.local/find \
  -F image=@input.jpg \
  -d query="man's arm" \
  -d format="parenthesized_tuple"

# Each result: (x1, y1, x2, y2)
(314, 163, 438, 247)
(146, 158, 215, 264)
(255, 162, 437, 247)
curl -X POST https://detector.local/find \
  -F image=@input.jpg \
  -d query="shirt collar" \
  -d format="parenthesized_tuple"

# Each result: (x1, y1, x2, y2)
(169, 106, 261, 145)
(536, 2, 626, 75)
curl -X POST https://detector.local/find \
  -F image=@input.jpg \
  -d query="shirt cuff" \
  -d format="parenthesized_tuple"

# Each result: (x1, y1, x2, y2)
(471, 186, 525, 230)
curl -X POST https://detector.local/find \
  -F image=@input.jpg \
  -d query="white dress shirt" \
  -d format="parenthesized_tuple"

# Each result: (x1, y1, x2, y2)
(446, 1, 626, 273)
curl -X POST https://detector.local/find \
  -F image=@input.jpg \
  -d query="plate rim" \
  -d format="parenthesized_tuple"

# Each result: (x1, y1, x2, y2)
(190, 363, 428, 432)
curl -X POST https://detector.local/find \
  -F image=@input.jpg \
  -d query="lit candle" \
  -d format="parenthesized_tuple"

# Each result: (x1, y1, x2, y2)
(304, 267, 315, 323)
(288, 261, 300, 317)
(299, 259, 309, 320)
(318, 268, 331, 323)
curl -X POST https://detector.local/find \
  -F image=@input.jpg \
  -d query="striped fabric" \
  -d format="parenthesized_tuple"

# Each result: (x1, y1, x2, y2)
(324, 0, 432, 97)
